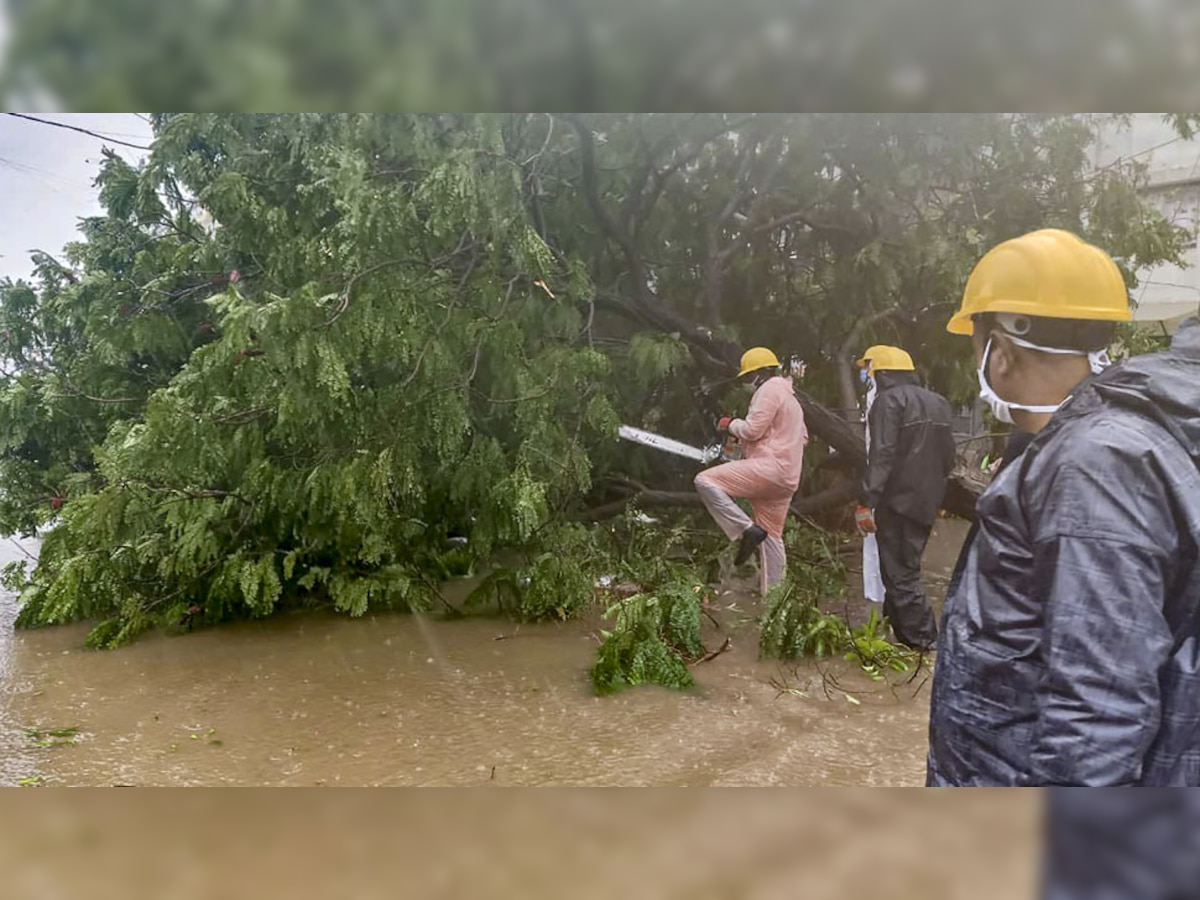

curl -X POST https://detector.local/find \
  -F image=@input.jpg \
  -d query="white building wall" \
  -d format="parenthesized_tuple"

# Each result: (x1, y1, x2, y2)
(1090, 114, 1200, 325)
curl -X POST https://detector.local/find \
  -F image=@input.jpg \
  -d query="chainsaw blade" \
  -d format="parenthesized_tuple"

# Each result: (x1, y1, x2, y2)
(618, 425, 723, 464)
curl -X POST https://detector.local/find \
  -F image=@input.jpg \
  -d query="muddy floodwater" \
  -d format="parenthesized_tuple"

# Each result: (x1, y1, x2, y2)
(0, 521, 969, 787)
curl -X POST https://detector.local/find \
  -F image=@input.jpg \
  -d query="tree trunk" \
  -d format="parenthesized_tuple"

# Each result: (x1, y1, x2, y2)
(578, 470, 982, 525)
(835, 307, 902, 422)
(943, 467, 986, 521)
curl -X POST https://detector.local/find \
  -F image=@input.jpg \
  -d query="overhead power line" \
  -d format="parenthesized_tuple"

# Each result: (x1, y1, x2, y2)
(3, 112, 153, 151)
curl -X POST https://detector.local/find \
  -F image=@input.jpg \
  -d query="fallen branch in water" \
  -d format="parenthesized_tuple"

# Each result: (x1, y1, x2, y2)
(693, 636, 732, 665)
(909, 674, 931, 699)
(700, 606, 723, 631)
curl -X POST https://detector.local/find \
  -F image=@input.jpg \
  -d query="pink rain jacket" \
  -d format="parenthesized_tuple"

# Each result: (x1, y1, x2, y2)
(698, 376, 809, 537)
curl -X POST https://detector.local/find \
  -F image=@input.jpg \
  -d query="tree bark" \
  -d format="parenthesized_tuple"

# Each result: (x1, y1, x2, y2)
(943, 467, 986, 521)
(835, 307, 902, 423)
(579, 469, 983, 524)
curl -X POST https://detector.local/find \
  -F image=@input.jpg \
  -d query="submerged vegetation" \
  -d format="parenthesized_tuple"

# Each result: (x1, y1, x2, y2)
(591, 583, 706, 695)
(758, 527, 919, 682)
(588, 519, 918, 694)
(759, 528, 851, 660)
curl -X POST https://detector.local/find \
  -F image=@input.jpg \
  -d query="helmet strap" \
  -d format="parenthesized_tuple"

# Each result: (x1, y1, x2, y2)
(999, 331, 1113, 376)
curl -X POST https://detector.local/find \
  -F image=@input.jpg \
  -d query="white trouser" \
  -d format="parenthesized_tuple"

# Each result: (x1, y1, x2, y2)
(695, 480, 788, 593)
(758, 534, 787, 595)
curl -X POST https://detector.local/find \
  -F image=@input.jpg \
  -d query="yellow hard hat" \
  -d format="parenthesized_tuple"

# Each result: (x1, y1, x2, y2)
(738, 346, 781, 377)
(856, 345, 915, 375)
(947, 228, 1131, 336)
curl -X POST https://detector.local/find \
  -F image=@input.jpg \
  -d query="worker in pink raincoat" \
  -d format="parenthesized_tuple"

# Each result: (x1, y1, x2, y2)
(694, 347, 809, 593)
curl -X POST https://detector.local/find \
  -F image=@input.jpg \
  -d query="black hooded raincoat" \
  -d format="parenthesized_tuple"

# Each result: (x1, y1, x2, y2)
(928, 318, 1200, 786)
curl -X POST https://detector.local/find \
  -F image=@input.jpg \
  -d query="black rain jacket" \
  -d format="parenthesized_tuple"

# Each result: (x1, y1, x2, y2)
(928, 317, 1200, 786)
(860, 372, 956, 525)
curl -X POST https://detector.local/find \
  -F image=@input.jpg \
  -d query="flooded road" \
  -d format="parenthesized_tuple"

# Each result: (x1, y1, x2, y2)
(0, 521, 969, 787)
(0, 535, 41, 786)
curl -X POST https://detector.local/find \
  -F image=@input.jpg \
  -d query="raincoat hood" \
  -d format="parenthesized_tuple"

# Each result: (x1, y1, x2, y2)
(873, 370, 921, 393)
(1074, 316, 1200, 466)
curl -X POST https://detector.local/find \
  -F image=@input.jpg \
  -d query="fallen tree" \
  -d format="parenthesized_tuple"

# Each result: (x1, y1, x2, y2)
(0, 113, 1185, 646)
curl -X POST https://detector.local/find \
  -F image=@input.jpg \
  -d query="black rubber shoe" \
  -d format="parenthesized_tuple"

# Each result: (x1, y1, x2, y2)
(734, 525, 768, 566)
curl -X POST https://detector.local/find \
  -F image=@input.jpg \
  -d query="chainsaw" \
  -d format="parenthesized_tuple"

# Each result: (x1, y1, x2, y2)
(618, 356, 805, 467)
(617, 424, 737, 466)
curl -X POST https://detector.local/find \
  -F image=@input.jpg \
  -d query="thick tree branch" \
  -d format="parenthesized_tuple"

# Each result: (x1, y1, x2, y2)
(558, 114, 652, 309)
(791, 480, 860, 516)
(593, 291, 736, 371)
(618, 129, 661, 233)
(703, 131, 775, 322)
(795, 387, 867, 467)
(944, 468, 986, 521)
(835, 307, 903, 421)
(629, 115, 758, 237)
(577, 477, 860, 525)
(576, 488, 704, 523)
(578, 467, 982, 524)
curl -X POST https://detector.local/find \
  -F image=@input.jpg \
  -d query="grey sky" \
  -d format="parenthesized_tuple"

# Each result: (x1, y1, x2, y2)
(0, 113, 153, 282)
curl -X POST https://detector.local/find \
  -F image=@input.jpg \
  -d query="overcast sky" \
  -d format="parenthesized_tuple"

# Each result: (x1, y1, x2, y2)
(0, 113, 154, 282)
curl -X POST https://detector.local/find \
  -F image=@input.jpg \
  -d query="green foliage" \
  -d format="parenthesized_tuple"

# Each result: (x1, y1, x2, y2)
(26, 725, 81, 749)
(1, 114, 615, 643)
(845, 609, 914, 681)
(1165, 115, 1200, 141)
(1, 112, 1193, 648)
(517, 554, 594, 622)
(628, 333, 691, 383)
(782, 524, 849, 608)
(463, 524, 596, 621)
(1112, 323, 1170, 361)
(590, 581, 705, 696)
(601, 509, 722, 588)
(760, 583, 916, 681)
(759, 582, 851, 660)
(759, 525, 913, 679)
(465, 514, 714, 623)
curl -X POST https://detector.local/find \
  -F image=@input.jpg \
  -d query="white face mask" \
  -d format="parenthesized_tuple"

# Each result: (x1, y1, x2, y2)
(977, 334, 1113, 425)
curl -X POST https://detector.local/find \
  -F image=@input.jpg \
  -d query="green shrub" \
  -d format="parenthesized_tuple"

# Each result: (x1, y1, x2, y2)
(759, 581, 850, 660)
(590, 581, 705, 695)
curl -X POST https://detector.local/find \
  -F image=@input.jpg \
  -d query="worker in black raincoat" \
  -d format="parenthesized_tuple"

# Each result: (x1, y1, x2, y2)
(929, 227, 1200, 787)
(853, 345, 956, 650)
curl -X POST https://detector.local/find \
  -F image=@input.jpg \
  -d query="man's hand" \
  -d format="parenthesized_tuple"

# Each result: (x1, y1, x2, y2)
(855, 505, 877, 535)
(716, 416, 734, 433)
